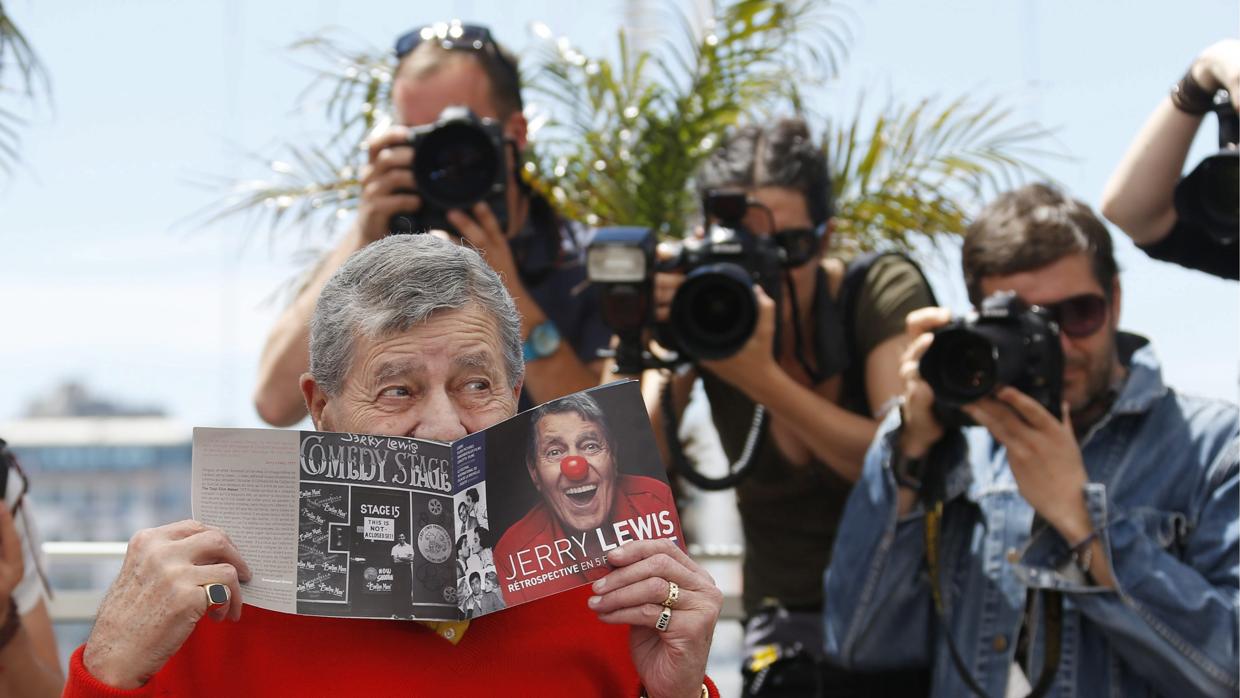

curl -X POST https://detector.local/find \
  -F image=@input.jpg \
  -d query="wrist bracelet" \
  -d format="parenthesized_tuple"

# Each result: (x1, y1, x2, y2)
(1171, 68, 1217, 115)
(0, 598, 20, 652)
(1066, 530, 1098, 574)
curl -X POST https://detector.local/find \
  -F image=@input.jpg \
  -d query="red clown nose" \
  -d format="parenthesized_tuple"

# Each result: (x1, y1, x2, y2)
(560, 455, 589, 480)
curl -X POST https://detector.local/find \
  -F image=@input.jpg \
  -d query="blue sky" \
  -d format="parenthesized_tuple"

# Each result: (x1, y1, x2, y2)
(2, 0, 1236, 428)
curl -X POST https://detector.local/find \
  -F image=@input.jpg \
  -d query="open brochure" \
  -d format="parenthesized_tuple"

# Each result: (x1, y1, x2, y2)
(191, 380, 683, 622)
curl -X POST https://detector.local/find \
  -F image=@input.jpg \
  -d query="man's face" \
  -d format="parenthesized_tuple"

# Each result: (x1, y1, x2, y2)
(528, 411, 617, 533)
(398, 534, 407, 545)
(978, 251, 1121, 413)
(470, 577, 481, 594)
(302, 304, 520, 441)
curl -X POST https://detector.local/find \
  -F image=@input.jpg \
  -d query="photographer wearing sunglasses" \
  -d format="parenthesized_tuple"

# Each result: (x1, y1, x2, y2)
(825, 183, 1239, 698)
(254, 21, 610, 427)
(645, 118, 938, 697)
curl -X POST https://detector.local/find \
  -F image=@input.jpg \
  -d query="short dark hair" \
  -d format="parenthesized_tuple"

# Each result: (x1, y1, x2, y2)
(396, 37, 522, 118)
(469, 571, 481, 584)
(465, 488, 479, 503)
(697, 117, 833, 226)
(962, 183, 1118, 306)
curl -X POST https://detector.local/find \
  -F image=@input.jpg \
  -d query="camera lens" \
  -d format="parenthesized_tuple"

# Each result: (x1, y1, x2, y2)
(414, 121, 500, 209)
(921, 328, 997, 403)
(669, 263, 757, 360)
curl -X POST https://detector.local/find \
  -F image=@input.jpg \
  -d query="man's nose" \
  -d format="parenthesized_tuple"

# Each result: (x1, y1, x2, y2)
(409, 388, 468, 442)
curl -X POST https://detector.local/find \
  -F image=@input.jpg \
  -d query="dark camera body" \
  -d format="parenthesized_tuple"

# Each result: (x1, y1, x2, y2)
(657, 221, 784, 361)
(388, 106, 508, 236)
(586, 191, 785, 370)
(1175, 100, 1238, 246)
(919, 291, 1064, 425)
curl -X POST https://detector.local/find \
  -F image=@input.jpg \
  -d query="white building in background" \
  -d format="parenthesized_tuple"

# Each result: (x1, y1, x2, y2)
(0, 382, 192, 590)
(4, 415, 192, 542)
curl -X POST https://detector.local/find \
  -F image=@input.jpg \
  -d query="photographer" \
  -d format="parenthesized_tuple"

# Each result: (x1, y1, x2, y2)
(824, 184, 1238, 697)
(647, 118, 936, 695)
(1100, 38, 1239, 280)
(254, 22, 609, 426)
(0, 442, 64, 696)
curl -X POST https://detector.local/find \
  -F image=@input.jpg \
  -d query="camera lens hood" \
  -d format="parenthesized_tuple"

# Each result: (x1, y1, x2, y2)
(669, 262, 758, 360)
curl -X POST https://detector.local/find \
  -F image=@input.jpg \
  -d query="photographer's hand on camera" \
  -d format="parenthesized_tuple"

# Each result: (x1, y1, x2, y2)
(897, 308, 953, 457)
(894, 308, 953, 515)
(1191, 39, 1240, 110)
(698, 286, 777, 394)
(447, 201, 521, 289)
(358, 126, 422, 244)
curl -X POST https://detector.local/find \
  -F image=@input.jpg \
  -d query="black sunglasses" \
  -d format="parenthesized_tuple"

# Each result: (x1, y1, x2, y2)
(1043, 293, 1109, 339)
(394, 22, 522, 108)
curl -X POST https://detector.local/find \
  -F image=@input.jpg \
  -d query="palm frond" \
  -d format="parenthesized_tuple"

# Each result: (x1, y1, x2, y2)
(0, 1, 52, 177)
(828, 96, 1059, 254)
(526, 0, 851, 236)
(195, 0, 1057, 259)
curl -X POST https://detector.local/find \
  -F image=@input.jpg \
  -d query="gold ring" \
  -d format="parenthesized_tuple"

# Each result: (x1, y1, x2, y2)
(662, 580, 679, 608)
(655, 606, 672, 632)
(203, 583, 230, 607)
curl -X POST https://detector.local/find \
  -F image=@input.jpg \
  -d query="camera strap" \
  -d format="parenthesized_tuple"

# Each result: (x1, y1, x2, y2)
(923, 500, 1063, 698)
(661, 377, 767, 491)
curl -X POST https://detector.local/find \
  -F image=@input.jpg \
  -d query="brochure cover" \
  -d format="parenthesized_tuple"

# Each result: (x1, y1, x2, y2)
(191, 380, 683, 622)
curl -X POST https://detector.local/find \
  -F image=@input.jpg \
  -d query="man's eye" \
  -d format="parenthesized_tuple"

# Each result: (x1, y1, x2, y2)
(463, 379, 491, 392)
(544, 447, 564, 459)
(581, 442, 602, 454)
(380, 386, 411, 398)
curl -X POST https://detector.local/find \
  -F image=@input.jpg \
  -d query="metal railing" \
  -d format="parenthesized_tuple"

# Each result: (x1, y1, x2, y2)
(43, 541, 747, 622)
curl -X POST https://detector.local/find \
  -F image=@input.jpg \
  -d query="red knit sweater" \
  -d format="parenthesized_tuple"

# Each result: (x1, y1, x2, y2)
(64, 586, 718, 697)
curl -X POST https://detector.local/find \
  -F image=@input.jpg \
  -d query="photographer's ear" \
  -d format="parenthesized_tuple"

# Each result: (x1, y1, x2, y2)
(503, 110, 528, 151)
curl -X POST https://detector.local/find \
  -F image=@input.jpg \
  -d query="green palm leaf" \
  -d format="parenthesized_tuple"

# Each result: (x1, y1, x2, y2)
(0, 1, 51, 177)
(197, 0, 1058, 257)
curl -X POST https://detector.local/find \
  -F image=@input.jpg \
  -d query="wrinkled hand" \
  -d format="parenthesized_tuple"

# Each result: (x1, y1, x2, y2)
(356, 125, 421, 243)
(589, 539, 722, 698)
(83, 520, 251, 689)
(447, 203, 520, 286)
(897, 307, 954, 457)
(0, 504, 23, 629)
(1193, 38, 1240, 110)
(962, 389, 1090, 539)
(699, 285, 777, 393)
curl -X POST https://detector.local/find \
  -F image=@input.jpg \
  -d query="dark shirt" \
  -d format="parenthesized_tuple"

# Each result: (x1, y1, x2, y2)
(1139, 216, 1239, 280)
(513, 199, 610, 411)
(703, 255, 936, 616)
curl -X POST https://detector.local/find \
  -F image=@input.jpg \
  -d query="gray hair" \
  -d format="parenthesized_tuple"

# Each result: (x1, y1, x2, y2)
(309, 235, 524, 395)
(525, 392, 614, 470)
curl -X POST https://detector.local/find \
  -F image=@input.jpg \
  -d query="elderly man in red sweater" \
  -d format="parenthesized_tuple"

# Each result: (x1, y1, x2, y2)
(65, 235, 722, 697)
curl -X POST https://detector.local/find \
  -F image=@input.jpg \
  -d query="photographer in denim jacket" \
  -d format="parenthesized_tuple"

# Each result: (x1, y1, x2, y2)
(824, 183, 1238, 697)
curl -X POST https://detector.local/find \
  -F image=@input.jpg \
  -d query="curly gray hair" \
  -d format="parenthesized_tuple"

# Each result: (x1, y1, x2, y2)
(309, 235, 524, 395)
